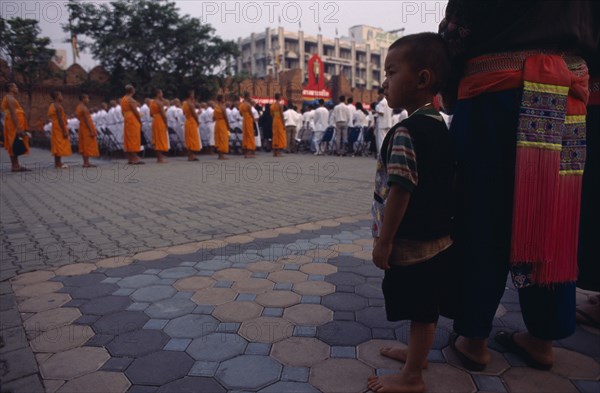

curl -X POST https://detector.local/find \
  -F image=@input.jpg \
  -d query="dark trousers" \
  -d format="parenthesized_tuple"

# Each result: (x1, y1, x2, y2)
(451, 89, 575, 341)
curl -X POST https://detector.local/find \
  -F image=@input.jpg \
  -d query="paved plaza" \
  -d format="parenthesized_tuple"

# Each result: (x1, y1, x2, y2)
(1, 148, 599, 393)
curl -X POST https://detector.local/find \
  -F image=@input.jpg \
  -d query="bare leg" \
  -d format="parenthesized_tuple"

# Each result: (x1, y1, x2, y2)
(218, 152, 228, 160)
(367, 321, 433, 393)
(82, 156, 96, 167)
(187, 151, 197, 161)
(54, 156, 63, 168)
(10, 155, 21, 171)
(380, 347, 428, 369)
(157, 151, 168, 163)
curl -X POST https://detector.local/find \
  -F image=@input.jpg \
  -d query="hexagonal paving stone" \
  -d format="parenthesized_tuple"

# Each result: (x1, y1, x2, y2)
(215, 355, 282, 390)
(30, 324, 94, 353)
(293, 281, 336, 296)
(330, 243, 363, 253)
(232, 278, 274, 294)
(14, 281, 63, 298)
(355, 283, 384, 299)
(239, 317, 294, 343)
(157, 267, 198, 279)
(258, 381, 319, 393)
(505, 368, 578, 392)
(165, 243, 202, 254)
(80, 296, 132, 316)
(355, 307, 398, 330)
(186, 333, 247, 361)
(61, 273, 107, 287)
(283, 304, 333, 327)
(247, 261, 282, 273)
(107, 329, 169, 357)
(126, 350, 194, 385)
(317, 321, 371, 346)
(325, 272, 366, 287)
(303, 249, 338, 260)
(277, 255, 313, 265)
(17, 293, 71, 313)
(156, 376, 225, 393)
(56, 371, 130, 393)
(356, 339, 407, 369)
(133, 250, 169, 261)
(255, 291, 301, 308)
(173, 276, 215, 292)
(212, 268, 251, 282)
(271, 337, 330, 367)
(190, 287, 236, 306)
(144, 298, 196, 319)
(309, 358, 372, 393)
(322, 293, 367, 312)
(163, 314, 219, 338)
(11, 270, 55, 285)
(116, 274, 160, 289)
(54, 263, 97, 277)
(23, 307, 81, 332)
(299, 263, 337, 276)
(40, 346, 110, 379)
(68, 283, 120, 300)
(95, 256, 133, 269)
(213, 302, 263, 323)
(93, 311, 149, 336)
(422, 363, 477, 393)
(131, 285, 177, 303)
(551, 348, 600, 379)
(268, 270, 309, 284)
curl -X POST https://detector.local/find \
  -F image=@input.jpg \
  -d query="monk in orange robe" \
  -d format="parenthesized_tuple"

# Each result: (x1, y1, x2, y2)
(183, 90, 201, 161)
(270, 93, 286, 157)
(2, 82, 30, 171)
(76, 94, 99, 167)
(121, 84, 144, 164)
(48, 90, 72, 168)
(213, 95, 230, 160)
(150, 89, 169, 163)
(240, 91, 256, 158)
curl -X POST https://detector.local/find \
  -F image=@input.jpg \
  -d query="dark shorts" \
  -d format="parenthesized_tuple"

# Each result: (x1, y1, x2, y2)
(382, 246, 457, 323)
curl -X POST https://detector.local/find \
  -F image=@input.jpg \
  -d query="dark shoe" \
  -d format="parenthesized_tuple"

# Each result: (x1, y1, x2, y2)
(494, 331, 553, 370)
(449, 332, 487, 371)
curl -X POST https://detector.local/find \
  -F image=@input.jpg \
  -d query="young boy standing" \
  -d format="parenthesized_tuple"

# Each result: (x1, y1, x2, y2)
(368, 33, 455, 393)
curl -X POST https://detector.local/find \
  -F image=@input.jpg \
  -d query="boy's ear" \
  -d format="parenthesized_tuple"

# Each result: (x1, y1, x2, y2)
(417, 69, 432, 89)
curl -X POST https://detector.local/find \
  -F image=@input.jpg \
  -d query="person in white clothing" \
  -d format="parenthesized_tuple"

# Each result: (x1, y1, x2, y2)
(251, 104, 262, 148)
(375, 88, 393, 154)
(391, 108, 409, 126)
(166, 101, 179, 148)
(283, 105, 299, 152)
(346, 97, 357, 127)
(332, 95, 351, 155)
(313, 99, 329, 155)
(140, 98, 152, 147)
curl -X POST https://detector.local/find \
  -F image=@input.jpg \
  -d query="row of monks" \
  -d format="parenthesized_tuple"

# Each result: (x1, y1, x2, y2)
(1, 82, 288, 171)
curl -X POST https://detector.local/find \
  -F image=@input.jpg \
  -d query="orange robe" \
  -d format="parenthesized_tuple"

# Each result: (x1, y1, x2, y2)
(1, 96, 30, 156)
(213, 105, 229, 154)
(240, 102, 256, 151)
(121, 96, 141, 153)
(76, 104, 99, 157)
(47, 103, 72, 157)
(183, 101, 201, 152)
(150, 99, 169, 152)
(270, 102, 286, 149)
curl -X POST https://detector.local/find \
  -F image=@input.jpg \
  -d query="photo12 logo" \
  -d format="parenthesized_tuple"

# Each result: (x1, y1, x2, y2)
(198, 1, 339, 24)
(1, 1, 65, 23)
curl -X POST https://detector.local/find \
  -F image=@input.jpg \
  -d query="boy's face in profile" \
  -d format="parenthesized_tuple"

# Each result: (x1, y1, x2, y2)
(382, 46, 418, 110)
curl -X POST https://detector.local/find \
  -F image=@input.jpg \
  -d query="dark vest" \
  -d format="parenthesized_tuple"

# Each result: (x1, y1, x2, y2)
(384, 113, 455, 240)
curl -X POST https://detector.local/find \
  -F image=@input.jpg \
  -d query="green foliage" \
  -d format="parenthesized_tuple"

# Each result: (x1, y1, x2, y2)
(64, 0, 239, 100)
(0, 17, 56, 90)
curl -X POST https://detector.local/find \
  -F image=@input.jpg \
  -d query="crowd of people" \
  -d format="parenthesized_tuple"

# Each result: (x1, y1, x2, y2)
(2, 80, 427, 171)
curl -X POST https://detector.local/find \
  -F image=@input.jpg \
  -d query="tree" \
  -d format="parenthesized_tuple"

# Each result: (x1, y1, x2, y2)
(0, 18, 56, 121)
(64, 0, 239, 100)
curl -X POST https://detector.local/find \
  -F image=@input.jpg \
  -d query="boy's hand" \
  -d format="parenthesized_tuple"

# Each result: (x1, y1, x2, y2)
(372, 238, 392, 270)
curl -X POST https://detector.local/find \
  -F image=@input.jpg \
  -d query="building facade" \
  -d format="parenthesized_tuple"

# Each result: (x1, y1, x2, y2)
(236, 25, 402, 90)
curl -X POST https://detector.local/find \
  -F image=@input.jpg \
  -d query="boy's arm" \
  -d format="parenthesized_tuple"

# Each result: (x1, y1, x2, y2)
(373, 185, 411, 270)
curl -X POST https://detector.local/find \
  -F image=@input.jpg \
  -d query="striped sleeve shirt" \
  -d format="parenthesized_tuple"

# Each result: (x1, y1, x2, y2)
(386, 126, 418, 192)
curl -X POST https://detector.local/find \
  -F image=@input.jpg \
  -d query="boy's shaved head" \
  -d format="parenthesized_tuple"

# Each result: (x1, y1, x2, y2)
(389, 32, 451, 94)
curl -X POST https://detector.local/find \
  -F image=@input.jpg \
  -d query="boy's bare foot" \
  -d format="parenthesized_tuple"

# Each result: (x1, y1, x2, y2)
(380, 347, 428, 369)
(367, 373, 425, 393)
(513, 332, 554, 366)
(454, 335, 490, 367)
